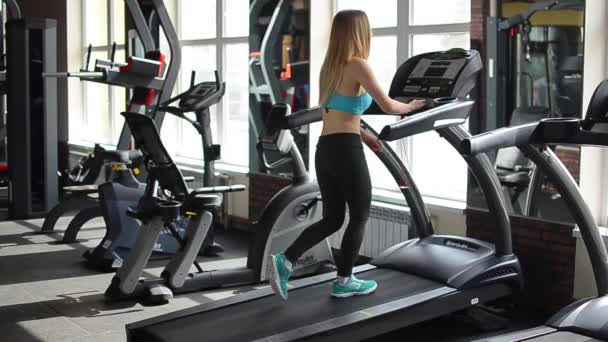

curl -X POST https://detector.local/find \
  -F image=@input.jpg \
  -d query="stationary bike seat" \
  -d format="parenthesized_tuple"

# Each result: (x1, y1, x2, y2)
(101, 150, 143, 164)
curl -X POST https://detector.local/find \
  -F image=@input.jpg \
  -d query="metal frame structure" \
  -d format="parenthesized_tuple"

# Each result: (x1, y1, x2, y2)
(40, 0, 181, 244)
(6, 17, 58, 218)
(248, 0, 311, 172)
(463, 81, 608, 340)
(80, 0, 249, 167)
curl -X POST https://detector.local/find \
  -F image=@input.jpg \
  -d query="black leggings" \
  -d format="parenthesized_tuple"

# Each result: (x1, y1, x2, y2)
(285, 133, 372, 277)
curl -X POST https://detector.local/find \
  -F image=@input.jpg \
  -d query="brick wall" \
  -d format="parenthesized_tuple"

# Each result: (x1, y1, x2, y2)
(248, 172, 291, 223)
(467, 209, 576, 315)
(540, 147, 580, 195)
(555, 146, 581, 182)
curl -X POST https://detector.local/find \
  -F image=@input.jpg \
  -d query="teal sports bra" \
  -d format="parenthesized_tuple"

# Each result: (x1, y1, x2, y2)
(324, 91, 373, 115)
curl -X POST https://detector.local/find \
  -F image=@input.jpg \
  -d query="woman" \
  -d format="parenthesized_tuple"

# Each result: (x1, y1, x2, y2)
(270, 10, 426, 300)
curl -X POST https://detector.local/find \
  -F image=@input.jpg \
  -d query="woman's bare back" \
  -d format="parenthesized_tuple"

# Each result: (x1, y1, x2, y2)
(321, 61, 366, 136)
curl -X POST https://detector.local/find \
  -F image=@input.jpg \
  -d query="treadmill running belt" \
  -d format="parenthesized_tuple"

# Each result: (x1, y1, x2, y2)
(130, 269, 442, 342)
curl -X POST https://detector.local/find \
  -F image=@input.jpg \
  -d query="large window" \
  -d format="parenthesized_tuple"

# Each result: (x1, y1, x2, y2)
(78, 0, 250, 168)
(80, 0, 127, 146)
(335, 0, 471, 202)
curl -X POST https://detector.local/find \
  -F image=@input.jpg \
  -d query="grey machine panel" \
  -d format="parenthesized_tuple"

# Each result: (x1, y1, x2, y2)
(476, 329, 601, 342)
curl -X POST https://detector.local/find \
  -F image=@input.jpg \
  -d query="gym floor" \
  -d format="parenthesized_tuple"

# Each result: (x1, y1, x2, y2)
(0, 217, 261, 342)
(0, 216, 536, 342)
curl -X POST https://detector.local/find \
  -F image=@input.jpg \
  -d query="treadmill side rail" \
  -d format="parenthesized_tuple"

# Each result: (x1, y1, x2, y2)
(546, 295, 608, 341)
(471, 326, 557, 342)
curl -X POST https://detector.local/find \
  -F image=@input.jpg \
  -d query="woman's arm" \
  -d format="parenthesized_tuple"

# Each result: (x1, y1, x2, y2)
(350, 58, 426, 115)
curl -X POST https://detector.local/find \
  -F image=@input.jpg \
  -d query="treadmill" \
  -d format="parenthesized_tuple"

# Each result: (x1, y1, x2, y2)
(126, 49, 523, 342)
(464, 80, 608, 342)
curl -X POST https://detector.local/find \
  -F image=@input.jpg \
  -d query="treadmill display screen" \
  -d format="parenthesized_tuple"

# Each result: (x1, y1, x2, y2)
(399, 57, 469, 98)
(424, 67, 447, 78)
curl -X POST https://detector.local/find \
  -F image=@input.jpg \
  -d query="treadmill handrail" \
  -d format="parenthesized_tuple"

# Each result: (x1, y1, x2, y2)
(379, 99, 475, 141)
(461, 122, 540, 156)
(521, 145, 608, 296)
(273, 106, 323, 129)
(372, 97, 515, 255)
(278, 104, 412, 130)
(3, 0, 21, 20)
(461, 120, 608, 156)
(263, 103, 435, 236)
(362, 121, 435, 237)
(461, 118, 608, 296)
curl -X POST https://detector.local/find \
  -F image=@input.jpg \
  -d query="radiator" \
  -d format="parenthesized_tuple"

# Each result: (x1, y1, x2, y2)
(329, 202, 414, 258)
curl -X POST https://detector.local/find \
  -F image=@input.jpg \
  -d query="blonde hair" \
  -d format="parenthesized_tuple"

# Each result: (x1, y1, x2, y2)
(319, 10, 371, 105)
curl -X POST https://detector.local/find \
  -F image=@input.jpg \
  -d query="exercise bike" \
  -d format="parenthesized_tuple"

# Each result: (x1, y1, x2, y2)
(106, 104, 334, 304)
(157, 70, 235, 257)
(82, 71, 231, 271)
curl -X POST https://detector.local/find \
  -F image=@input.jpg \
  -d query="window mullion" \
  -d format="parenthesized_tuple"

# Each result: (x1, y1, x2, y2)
(87, 44, 125, 51)
(180, 38, 221, 46)
(217, 0, 225, 146)
(108, 0, 114, 45)
(81, 1, 89, 131)
(603, 149, 608, 226)
(408, 23, 470, 34)
(177, 0, 183, 42)
(397, 0, 414, 171)
(107, 0, 116, 142)
(371, 27, 398, 36)
(175, 0, 186, 158)
(228, 36, 249, 43)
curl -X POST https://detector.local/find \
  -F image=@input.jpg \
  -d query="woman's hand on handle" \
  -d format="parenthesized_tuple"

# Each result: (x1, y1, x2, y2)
(405, 99, 427, 114)
(400, 99, 428, 118)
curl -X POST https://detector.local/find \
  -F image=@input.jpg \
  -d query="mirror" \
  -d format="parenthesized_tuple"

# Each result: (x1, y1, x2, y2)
(468, 0, 585, 222)
(249, 0, 310, 173)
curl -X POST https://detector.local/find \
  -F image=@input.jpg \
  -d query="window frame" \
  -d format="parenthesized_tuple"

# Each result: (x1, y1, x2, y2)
(334, 0, 471, 202)
(81, 0, 127, 145)
(77, 0, 250, 168)
(603, 149, 608, 226)
(174, 0, 248, 161)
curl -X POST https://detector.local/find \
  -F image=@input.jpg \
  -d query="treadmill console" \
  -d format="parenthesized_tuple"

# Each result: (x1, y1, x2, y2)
(177, 71, 224, 111)
(401, 58, 466, 98)
(179, 82, 215, 108)
(381, 49, 482, 112)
